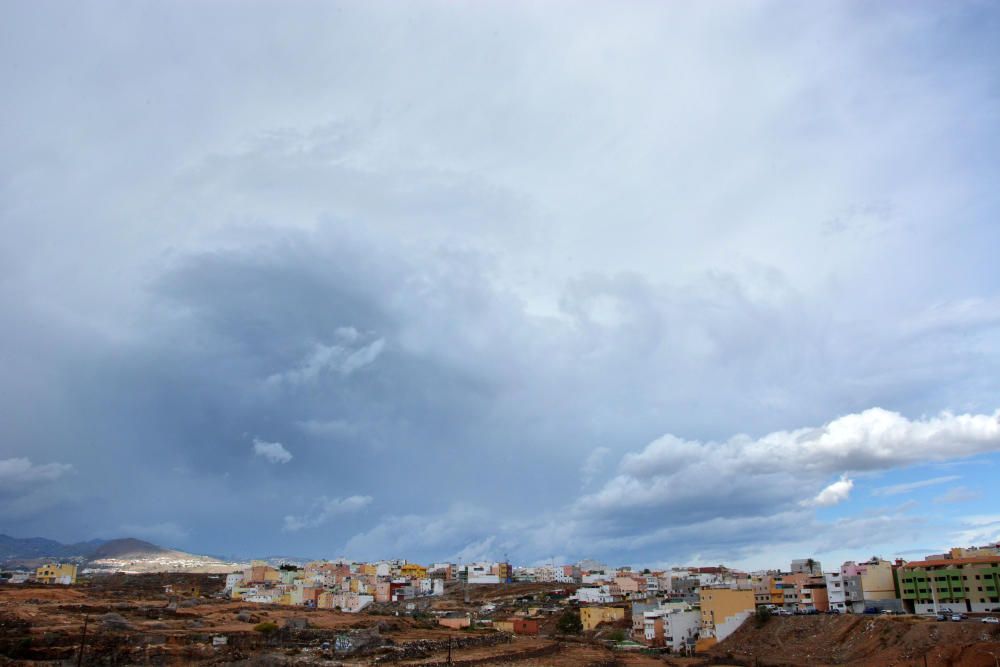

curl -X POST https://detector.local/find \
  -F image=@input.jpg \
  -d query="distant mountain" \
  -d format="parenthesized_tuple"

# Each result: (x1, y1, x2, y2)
(0, 534, 107, 561)
(89, 538, 169, 560)
(0, 534, 243, 573)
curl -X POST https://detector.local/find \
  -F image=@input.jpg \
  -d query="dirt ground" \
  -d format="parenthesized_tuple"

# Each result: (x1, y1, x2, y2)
(0, 576, 624, 666)
(13, 576, 998, 666)
(710, 613, 1000, 667)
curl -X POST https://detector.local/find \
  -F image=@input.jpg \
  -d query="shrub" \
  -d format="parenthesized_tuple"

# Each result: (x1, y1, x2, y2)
(253, 621, 279, 635)
(556, 610, 583, 634)
(754, 606, 772, 627)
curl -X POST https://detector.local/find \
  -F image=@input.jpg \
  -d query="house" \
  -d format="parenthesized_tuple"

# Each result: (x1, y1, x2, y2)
(614, 575, 644, 597)
(438, 615, 472, 629)
(576, 586, 616, 604)
(34, 563, 77, 585)
(631, 600, 659, 637)
(223, 573, 244, 592)
(399, 563, 427, 579)
(580, 606, 625, 631)
(497, 618, 540, 635)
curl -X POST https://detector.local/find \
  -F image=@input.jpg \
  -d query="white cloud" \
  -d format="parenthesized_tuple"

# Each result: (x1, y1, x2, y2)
(0, 457, 73, 484)
(252, 438, 292, 464)
(548, 408, 1000, 561)
(810, 475, 854, 507)
(872, 475, 960, 497)
(283, 495, 372, 532)
(933, 486, 981, 504)
(582, 408, 1000, 517)
(265, 337, 385, 386)
(617, 409, 1000, 481)
(950, 515, 1000, 547)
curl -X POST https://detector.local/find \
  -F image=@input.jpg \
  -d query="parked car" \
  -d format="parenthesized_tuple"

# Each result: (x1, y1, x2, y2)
(827, 608, 842, 615)
(936, 614, 947, 622)
(951, 614, 964, 622)
(982, 617, 999, 624)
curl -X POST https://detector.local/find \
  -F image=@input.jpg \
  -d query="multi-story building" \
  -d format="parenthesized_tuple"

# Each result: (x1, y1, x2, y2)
(790, 558, 823, 576)
(631, 600, 660, 638)
(799, 576, 829, 611)
(842, 558, 900, 612)
(34, 563, 77, 585)
(643, 608, 700, 652)
(698, 588, 755, 648)
(897, 555, 1000, 614)
(825, 571, 848, 612)
(751, 573, 777, 606)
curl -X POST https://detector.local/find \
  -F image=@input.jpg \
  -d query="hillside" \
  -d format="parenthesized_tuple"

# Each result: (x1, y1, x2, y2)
(0, 534, 105, 561)
(710, 614, 1000, 666)
(0, 534, 242, 573)
(88, 538, 168, 560)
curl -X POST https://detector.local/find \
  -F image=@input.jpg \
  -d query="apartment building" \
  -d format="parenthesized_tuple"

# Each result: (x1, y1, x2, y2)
(698, 587, 755, 648)
(897, 555, 1000, 614)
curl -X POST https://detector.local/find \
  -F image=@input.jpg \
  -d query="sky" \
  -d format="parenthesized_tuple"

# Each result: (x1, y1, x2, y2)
(2, 0, 1000, 571)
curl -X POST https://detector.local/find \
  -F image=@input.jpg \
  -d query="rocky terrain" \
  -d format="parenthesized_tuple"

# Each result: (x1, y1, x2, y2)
(708, 613, 1000, 666)
(0, 575, 664, 666)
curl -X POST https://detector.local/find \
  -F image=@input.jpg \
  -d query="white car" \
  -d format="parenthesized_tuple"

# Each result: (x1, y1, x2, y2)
(983, 617, 999, 624)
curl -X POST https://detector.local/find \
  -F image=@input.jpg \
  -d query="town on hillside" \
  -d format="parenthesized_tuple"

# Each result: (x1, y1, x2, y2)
(8, 541, 999, 657)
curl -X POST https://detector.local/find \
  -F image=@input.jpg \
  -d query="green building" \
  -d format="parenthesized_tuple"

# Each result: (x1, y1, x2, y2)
(897, 555, 1000, 614)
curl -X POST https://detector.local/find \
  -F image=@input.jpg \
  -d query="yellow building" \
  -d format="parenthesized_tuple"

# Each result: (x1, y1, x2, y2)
(35, 563, 77, 585)
(858, 559, 896, 600)
(580, 606, 626, 631)
(360, 563, 378, 577)
(399, 563, 428, 579)
(494, 620, 515, 633)
(699, 588, 755, 647)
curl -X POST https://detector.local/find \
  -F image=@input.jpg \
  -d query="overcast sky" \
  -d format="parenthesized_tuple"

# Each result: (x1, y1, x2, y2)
(2, 1, 1000, 569)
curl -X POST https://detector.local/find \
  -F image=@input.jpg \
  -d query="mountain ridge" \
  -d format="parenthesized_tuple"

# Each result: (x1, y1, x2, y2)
(0, 534, 238, 572)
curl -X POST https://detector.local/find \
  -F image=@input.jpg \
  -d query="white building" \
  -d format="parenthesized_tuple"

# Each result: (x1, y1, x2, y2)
(582, 570, 612, 584)
(575, 585, 616, 604)
(825, 571, 848, 612)
(644, 609, 701, 652)
(223, 573, 244, 592)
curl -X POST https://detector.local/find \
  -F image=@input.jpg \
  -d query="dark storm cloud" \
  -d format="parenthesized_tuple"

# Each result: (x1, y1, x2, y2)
(2, 1, 1000, 566)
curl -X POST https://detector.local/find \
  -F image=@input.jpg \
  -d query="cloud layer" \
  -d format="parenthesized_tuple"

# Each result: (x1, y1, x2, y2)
(1, 1, 999, 564)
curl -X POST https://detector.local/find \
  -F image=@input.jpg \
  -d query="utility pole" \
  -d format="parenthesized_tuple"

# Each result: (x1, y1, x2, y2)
(447, 636, 452, 665)
(77, 614, 89, 667)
